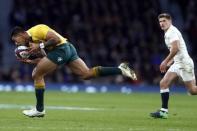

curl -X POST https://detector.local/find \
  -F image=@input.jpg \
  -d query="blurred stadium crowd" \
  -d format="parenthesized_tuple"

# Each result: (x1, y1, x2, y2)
(0, 0, 197, 85)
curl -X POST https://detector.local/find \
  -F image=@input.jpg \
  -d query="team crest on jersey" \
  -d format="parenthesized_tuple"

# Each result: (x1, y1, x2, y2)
(57, 57, 63, 62)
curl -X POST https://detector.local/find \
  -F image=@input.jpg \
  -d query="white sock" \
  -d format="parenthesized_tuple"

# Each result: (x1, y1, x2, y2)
(160, 108, 168, 112)
(160, 88, 169, 93)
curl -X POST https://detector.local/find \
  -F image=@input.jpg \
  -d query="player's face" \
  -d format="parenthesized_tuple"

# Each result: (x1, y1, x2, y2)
(12, 32, 30, 46)
(159, 18, 171, 31)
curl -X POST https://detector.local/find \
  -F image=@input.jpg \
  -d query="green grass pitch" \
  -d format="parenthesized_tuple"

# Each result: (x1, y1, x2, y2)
(0, 91, 196, 131)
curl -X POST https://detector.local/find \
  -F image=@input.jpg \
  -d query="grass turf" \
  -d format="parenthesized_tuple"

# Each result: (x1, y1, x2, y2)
(0, 91, 196, 131)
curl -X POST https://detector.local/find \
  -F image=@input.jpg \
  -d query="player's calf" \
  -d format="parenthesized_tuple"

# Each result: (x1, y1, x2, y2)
(160, 79, 170, 90)
(80, 66, 122, 80)
(79, 69, 94, 80)
(79, 63, 137, 80)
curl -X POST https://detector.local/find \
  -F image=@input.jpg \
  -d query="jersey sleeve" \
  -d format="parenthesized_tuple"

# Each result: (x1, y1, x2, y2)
(33, 24, 50, 40)
(168, 31, 179, 44)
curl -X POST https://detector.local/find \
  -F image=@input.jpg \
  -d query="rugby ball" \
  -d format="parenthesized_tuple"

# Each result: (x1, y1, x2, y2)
(15, 46, 30, 59)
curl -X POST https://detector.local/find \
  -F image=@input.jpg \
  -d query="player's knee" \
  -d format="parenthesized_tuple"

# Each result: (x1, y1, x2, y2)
(190, 92, 197, 95)
(189, 91, 197, 95)
(189, 89, 197, 95)
(32, 69, 44, 80)
(32, 73, 42, 80)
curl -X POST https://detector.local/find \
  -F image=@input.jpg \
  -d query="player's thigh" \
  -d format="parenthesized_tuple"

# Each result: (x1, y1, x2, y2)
(33, 57, 58, 78)
(67, 58, 90, 76)
(160, 72, 178, 88)
(180, 63, 195, 90)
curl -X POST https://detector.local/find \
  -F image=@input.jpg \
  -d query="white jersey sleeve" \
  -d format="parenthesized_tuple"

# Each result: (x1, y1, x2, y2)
(164, 25, 190, 63)
(168, 31, 179, 43)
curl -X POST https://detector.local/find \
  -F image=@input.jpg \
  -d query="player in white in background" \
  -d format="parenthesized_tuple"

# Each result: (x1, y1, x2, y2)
(150, 13, 197, 119)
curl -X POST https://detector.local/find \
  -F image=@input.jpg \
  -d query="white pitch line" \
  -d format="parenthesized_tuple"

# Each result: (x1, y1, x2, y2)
(0, 126, 117, 130)
(0, 104, 104, 111)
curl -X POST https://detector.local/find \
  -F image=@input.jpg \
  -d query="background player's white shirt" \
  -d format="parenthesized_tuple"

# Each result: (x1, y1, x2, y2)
(164, 25, 190, 64)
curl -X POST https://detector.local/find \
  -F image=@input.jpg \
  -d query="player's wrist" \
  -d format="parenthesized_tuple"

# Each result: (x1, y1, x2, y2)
(39, 43, 45, 49)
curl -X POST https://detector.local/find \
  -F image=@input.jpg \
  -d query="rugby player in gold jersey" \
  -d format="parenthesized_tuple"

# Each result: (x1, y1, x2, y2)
(11, 24, 137, 117)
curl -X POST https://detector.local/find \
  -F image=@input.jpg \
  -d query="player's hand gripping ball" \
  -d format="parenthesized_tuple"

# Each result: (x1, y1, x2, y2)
(15, 46, 30, 59)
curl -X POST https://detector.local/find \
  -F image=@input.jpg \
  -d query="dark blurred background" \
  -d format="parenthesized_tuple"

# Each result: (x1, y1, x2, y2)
(0, 0, 196, 85)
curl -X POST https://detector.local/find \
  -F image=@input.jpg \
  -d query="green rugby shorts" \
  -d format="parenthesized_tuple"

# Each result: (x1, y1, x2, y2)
(47, 42, 79, 65)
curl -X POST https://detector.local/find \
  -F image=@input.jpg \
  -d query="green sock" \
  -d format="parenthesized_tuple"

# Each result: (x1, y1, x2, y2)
(94, 66, 122, 77)
(35, 88, 45, 112)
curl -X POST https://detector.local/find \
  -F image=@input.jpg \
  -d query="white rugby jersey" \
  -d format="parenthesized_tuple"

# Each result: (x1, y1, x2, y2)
(164, 25, 190, 63)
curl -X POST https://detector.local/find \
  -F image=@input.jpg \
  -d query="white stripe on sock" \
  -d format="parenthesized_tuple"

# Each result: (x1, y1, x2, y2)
(160, 108, 168, 112)
(160, 88, 169, 93)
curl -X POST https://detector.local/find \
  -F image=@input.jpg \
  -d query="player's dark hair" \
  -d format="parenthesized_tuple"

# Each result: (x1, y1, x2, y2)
(10, 26, 25, 38)
(158, 13, 172, 20)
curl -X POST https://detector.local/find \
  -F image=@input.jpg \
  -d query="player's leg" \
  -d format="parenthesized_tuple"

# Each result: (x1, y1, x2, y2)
(66, 42, 137, 80)
(184, 80, 197, 95)
(67, 58, 136, 80)
(160, 72, 177, 111)
(150, 71, 178, 119)
(33, 57, 57, 110)
(23, 57, 57, 117)
(67, 58, 120, 79)
(179, 61, 197, 95)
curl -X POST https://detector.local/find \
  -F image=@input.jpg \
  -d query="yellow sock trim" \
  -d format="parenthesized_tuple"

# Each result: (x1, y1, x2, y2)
(92, 66, 101, 77)
(34, 83, 45, 89)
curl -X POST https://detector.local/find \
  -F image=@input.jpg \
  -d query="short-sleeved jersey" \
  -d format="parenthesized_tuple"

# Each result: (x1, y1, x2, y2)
(164, 25, 190, 64)
(26, 24, 67, 45)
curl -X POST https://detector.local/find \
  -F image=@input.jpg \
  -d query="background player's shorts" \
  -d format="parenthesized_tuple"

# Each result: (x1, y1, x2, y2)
(47, 42, 79, 65)
(168, 58, 195, 81)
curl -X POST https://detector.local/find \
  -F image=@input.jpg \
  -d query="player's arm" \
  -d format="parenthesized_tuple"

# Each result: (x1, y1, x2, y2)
(29, 31, 61, 53)
(160, 40, 179, 73)
(18, 58, 42, 65)
(29, 25, 61, 52)
(164, 40, 179, 63)
(167, 58, 174, 67)
(42, 31, 61, 48)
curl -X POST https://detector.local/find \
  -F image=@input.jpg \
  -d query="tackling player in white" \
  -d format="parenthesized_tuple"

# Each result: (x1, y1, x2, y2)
(150, 13, 197, 119)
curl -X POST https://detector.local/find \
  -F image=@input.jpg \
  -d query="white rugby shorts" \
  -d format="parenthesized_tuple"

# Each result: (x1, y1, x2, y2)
(168, 58, 195, 81)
